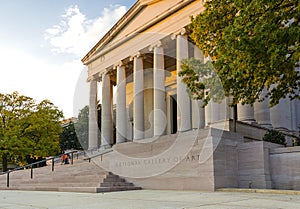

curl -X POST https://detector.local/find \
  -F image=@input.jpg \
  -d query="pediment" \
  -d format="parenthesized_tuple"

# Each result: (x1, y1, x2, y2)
(109, 0, 185, 44)
(82, 0, 195, 64)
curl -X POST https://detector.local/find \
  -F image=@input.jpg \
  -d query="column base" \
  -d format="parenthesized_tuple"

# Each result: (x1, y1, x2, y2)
(116, 140, 126, 144)
(177, 128, 192, 133)
(88, 147, 98, 152)
(100, 144, 111, 150)
(133, 132, 144, 141)
(239, 120, 257, 125)
(273, 127, 290, 132)
(258, 123, 273, 129)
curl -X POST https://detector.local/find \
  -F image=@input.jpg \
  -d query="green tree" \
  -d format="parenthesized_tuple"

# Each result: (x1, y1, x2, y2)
(263, 129, 286, 145)
(179, 0, 300, 106)
(0, 92, 63, 171)
(74, 104, 102, 150)
(74, 106, 89, 150)
(60, 122, 82, 151)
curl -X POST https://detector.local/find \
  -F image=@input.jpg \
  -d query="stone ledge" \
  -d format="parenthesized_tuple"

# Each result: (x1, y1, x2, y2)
(270, 146, 300, 154)
(217, 188, 300, 195)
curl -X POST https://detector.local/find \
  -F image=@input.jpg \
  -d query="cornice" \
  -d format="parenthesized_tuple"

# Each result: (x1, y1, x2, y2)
(82, 0, 195, 65)
(81, 0, 144, 64)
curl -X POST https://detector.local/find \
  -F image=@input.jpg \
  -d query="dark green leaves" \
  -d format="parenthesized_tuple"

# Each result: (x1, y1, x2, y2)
(183, 0, 300, 106)
(0, 92, 63, 167)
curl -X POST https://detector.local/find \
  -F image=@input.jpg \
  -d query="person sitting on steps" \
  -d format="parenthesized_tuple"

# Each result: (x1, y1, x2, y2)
(61, 154, 70, 165)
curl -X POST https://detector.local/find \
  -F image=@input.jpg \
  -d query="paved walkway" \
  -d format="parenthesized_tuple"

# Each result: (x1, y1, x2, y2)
(0, 189, 300, 209)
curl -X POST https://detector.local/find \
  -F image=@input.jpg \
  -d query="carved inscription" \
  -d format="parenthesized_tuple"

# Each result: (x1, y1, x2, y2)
(114, 154, 202, 168)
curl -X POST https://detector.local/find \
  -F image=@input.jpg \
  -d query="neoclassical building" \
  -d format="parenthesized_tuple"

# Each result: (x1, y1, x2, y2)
(82, 0, 300, 191)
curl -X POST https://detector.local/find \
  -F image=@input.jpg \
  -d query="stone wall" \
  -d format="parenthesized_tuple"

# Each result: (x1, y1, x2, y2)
(94, 127, 300, 191)
(237, 141, 282, 189)
(213, 130, 242, 189)
(270, 146, 300, 190)
(95, 128, 243, 191)
(237, 141, 300, 191)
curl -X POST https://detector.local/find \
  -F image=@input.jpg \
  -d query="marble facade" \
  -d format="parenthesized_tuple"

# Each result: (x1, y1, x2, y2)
(81, 0, 300, 191)
(82, 0, 299, 150)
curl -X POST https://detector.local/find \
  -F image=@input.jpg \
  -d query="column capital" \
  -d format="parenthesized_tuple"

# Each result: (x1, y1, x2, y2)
(87, 73, 100, 82)
(100, 69, 112, 78)
(171, 28, 187, 40)
(113, 61, 125, 69)
(149, 41, 163, 51)
(129, 52, 143, 61)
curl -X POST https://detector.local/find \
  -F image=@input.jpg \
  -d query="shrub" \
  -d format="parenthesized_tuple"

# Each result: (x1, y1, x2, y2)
(263, 130, 286, 146)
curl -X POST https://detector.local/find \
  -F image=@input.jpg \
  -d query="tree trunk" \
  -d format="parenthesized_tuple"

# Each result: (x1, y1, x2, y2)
(2, 154, 8, 172)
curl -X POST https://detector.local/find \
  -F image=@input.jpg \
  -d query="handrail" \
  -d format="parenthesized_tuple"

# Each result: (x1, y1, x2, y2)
(1, 150, 82, 188)
(84, 148, 113, 162)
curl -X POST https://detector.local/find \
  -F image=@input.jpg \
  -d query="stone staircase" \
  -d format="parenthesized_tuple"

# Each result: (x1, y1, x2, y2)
(0, 154, 141, 193)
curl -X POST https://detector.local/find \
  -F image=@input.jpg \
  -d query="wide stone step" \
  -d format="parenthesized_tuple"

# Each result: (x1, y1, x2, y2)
(19, 165, 105, 175)
(100, 182, 134, 187)
(7, 173, 106, 181)
(34, 171, 107, 177)
(3, 185, 141, 193)
(0, 155, 142, 193)
(2, 186, 59, 192)
(2, 171, 107, 181)
(8, 177, 103, 185)
(12, 182, 102, 187)
(58, 186, 142, 193)
(103, 176, 125, 182)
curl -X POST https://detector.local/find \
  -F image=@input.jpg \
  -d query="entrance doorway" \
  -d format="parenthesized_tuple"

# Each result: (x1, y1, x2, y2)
(170, 95, 177, 134)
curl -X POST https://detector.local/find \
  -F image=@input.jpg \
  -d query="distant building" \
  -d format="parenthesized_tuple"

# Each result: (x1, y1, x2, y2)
(60, 117, 78, 127)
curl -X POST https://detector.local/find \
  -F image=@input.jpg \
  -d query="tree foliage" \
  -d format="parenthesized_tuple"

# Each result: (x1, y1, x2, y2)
(74, 106, 89, 150)
(74, 104, 101, 150)
(0, 92, 63, 171)
(179, 58, 225, 106)
(263, 129, 286, 145)
(60, 122, 82, 151)
(180, 0, 300, 106)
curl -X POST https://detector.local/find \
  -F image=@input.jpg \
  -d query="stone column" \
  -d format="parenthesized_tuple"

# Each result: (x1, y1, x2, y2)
(205, 101, 212, 126)
(88, 77, 98, 150)
(210, 99, 227, 123)
(270, 98, 292, 131)
(101, 71, 112, 148)
(152, 41, 167, 136)
(132, 53, 144, 140)
(192, 45, 205, 129)
(291, 67, 300, 131)
(254, 88, 272, 128)
(237, 103, 256, 124)
(294, 99, 300, 131)
(192, 101, 205, 129)
(208, 97, 232, 131)
(174, 29, 191, 131)
(116, 62, 127, 143)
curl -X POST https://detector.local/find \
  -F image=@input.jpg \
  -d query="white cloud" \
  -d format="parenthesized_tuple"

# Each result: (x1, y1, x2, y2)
(0, 47, 85, 118)
(0, 4, 127, 119)
(44, 4, 127, 57)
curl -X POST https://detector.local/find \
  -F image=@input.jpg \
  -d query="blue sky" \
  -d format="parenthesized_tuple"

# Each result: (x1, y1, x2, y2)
(0, 0, 136, 118)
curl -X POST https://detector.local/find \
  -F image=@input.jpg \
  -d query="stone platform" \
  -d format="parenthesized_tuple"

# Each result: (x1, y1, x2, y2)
(92, 126, 300, 191)
(94, 127, 242, 191)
